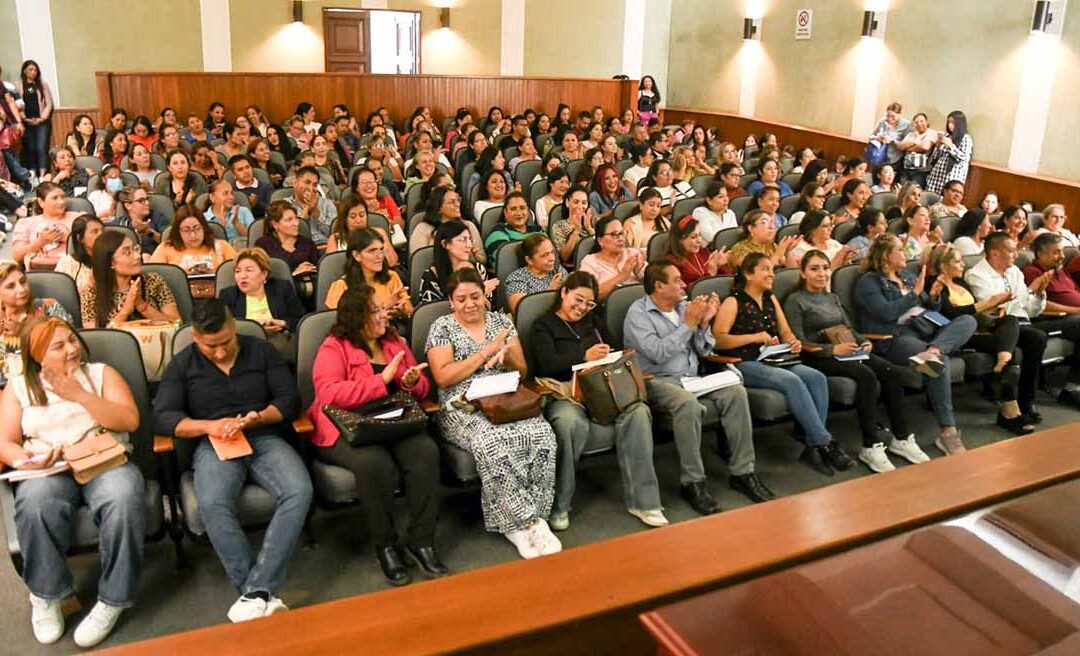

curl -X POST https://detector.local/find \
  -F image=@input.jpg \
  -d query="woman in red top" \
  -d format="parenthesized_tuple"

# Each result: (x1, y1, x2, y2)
(349, 165, 403, 233)
(664, 214, 731, 286)
(307, 285, 445, 586)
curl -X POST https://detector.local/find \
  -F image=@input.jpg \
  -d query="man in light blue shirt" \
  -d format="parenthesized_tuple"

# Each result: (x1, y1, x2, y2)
(623, 263, 774, 513)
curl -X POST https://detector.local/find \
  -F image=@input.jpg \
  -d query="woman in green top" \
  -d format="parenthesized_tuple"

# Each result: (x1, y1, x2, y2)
(483, 191, 541, 262)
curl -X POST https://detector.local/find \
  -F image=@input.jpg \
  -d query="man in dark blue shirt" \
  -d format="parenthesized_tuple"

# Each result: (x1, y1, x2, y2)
(154, 299, 312, 623)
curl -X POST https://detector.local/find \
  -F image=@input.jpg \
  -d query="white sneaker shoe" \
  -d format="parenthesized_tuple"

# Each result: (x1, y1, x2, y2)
(263, 596, 288, 616)
(858, 442, 896, 473)
(548, 511, 570, 531)
(628, 508, 670, 527)
(532, 520, 562, 556)
(889, 435, 930, 464)
(505, 528, 541, 559)
(29, 593, 64, 645)
(73, 601, 123, 648)
(227, 595, 268, 623)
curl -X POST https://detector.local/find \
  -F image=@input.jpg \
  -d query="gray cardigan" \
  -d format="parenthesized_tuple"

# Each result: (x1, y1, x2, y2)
(783, 289, 863, 357)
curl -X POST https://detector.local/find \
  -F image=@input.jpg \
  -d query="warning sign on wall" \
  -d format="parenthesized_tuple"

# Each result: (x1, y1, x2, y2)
(795, 9, 813, 39)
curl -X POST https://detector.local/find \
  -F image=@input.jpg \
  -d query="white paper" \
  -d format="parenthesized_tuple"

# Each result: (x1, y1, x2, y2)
(464, 371, 520, 401)
(571, 350, 624, 372)
(898, 306, 926, 325)
(0, 460, 70, 482)
(373, 408, 405, 420)
(681, 371, 742, 397)
(757, 343, 793, 361)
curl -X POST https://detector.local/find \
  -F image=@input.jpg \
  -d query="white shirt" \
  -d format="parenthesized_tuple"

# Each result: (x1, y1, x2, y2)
(952, 236, 984, 256)
(623, 165, 648, 191)
(964, 258, 1046, 320)
(692, 206, 737, 243)
(1037, 227, 1080, 248)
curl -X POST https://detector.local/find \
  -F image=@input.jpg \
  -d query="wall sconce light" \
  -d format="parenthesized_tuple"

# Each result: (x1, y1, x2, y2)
(743, 17, 760, 41)
(1032, 0, 1053, 32)
(292, 1, 303, 23)
(861, 10, 883, 37)
(439, 7, 451, 29)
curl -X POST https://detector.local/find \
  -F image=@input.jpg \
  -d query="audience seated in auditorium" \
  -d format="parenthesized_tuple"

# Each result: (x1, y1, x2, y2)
(284, 166, 335, 245)
(309, 285, 445, 585)
(327, 196, 398, 267)
(0, 263, 72, 387)
(325, 228, 412, 328)
(204, 180, 255, 241)
(832, 178, 871, 226)
(247, 138, 285, 189)
(253, 201, 318, 305)
(228, 155, 272, 219)
(624, 262, 775, 511)
(1, 317, 144, 648)
(855, 235, 977, 454)
(746, 158, 793, 198)
(151, 204, 237, 276)
(551, 185, 597, 264)
(691, 180, 736, 242)
(505, 234, 568, 314)
(424, 268, 559, 559)
(1035, 203, 1079, 248)
(101, 130, 127, 168)
(729, 209, 798, 269)
(159, 150, 199, 210)
(579, 216, 645, 301)
(65, 113, 101, 158)
(622, 144, 653, 196)
(588, 163, 633, 220)
(82, 231, 179, 328)
(473, 169, 509, 221)
(534, 167, 570, 230)
(41, 145, 89, 198)
(639, 159, 695, 211)
(623, 187, 668, 248)
(930, 180, 968, 219)
(484, 191, 542, 262)
(153, 299, 313, 623)
(845, 208, 888, 262)
(12, 182, 78, 270)
(786, 211, 855, 269)
(410, 187, 485, 262)
(951, 209, 991, 256)
(190, 141, 225, 187)
(898, 204, 935, 260)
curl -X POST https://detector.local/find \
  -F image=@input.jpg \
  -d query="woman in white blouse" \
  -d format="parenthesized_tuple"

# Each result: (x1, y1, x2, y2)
(691, 180, 737, 243)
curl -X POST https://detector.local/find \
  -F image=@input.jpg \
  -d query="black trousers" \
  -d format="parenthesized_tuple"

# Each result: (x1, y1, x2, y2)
(804, 353, 910, 447)
(0, 186, 20, 213)
(316, 432, 440, 548)
(964, 315, 1047, 409)
(1034, 315, 1080, 385)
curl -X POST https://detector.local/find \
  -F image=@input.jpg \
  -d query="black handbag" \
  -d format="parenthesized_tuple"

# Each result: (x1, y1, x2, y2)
(323, 391, 427, 446)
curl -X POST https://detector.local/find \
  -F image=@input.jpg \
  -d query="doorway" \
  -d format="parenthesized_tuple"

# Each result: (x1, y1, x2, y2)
(323, 8, 420, 74)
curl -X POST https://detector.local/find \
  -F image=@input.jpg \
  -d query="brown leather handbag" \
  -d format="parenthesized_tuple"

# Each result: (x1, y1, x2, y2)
(574, 349, 648, 425)
(63, 429, 128, 484)
(471, 385, 542, 425)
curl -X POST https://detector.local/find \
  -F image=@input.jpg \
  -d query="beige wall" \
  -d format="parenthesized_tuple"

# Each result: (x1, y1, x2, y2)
(230, 0, 500, 75)
(641, 0, 671, 103)
(754, 0, 861, 135)
(1036, 5, 1080, 181)
(523, 0, 625, 78)
(0, 0, 22, 86)
(666, 0, 742, 112)
(50, 0, 204, 107)
(877, 0, 1028, 168)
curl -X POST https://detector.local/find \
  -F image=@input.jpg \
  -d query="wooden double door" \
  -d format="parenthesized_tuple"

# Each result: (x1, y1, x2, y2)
(324, 9, 371, 73)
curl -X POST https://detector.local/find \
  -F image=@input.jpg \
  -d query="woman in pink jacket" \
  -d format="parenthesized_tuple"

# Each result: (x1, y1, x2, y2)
(308, 284, 446, 586)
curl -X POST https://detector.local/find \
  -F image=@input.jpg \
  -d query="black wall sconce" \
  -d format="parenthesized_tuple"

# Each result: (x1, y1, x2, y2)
(861, 10, 882, 37)
(1032, 1, 1054, 32)
(439, 7, 451, 29)
(743, 17, 760, 41)
(292, 1, 303, 23)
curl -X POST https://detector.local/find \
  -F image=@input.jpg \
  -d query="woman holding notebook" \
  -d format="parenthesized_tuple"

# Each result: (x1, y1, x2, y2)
(783, 249, 931, 473)
(527, 271, 664, 531)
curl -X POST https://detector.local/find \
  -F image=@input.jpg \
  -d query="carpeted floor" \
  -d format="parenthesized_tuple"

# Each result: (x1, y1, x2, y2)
(1, 379, 1078, 654)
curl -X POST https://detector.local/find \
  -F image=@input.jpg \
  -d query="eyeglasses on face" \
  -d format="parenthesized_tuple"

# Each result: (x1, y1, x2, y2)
(604, 230, 625, 239)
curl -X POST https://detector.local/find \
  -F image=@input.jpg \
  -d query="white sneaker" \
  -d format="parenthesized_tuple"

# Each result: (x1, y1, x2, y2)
(629, 508, 670, 527)
(858, 443, 896, 473)
(889, 435, 930, 464)
(531, 520, 562, 556)
(73, 601, 123, 648)
(548, 511, 570, 531)
(29, 594, 64, 645)
(263, 597, 288, 616)
(227, 595, 268, 623)
(909, 351, 945, 378)
(505, 528, 541, 559)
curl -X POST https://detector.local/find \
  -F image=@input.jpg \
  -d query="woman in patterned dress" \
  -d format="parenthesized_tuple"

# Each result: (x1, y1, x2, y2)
(424, 268, 559, 560)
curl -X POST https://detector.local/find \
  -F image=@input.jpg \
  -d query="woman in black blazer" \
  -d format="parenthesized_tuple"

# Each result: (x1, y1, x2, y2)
(218, 247, 306, 360)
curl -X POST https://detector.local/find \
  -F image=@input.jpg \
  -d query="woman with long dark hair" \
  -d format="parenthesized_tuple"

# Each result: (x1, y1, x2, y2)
(82, 231, 179, 328)
(18, 60, 54, 178)
(417, 220, 495, 305)
(926, 110, 972, 195)
(636, 75, 661, 125)
(324, 228, 412, 324)
(53, 214, 102, 290)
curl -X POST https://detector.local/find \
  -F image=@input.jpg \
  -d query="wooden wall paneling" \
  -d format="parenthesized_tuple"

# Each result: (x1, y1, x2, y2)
(98, 422, 1080, 656)
(96, 72, 637, 137)
(50, 108, 101, 147)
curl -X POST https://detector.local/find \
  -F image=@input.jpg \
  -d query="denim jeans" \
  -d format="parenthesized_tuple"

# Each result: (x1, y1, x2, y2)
(3, 149, 31, 187)
(15, 462, 146, 607)
(545, 400, 660, 513)
(193, 434, 313, 596)
(735, 362, 832, 446)
(21, 121, 50, 172)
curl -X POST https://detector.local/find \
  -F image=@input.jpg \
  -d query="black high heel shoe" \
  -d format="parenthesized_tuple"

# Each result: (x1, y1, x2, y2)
(997, 410, 1035, 435)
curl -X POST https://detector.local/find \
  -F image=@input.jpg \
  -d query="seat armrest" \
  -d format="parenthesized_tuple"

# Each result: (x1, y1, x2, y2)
(861, 333, 894, 341)
(705, 353, 742, 365)
(802, 343, 823, 353)
(420, 399, 441, 414)
(153, 435, 175, 453)
(292, 417, 314, 435)
(522, 380, 551, 396)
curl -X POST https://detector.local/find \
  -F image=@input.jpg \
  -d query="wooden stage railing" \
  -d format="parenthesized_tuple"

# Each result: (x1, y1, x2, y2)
(664, 106, 1080, 229)
(98, 422, 1080, 656)
(93, 71, 637, 135)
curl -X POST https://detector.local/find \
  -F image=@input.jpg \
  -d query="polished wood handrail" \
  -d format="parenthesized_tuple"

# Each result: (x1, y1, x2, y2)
(99, 422, 1080, 656)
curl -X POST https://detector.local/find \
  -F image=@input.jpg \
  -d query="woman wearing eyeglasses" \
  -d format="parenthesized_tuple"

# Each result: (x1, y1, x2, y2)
(150, 205, 237, 275)
(82, 231, 180, 328)
(578, 216, 645, 302)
